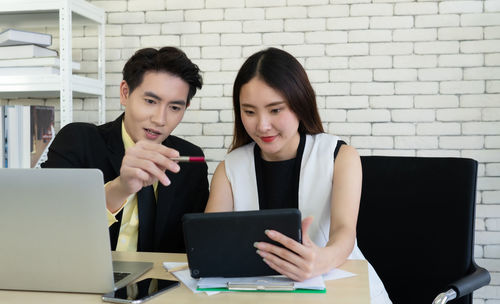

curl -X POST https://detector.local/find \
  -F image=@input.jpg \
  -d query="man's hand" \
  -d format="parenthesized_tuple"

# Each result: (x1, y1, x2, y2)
(119, 140, 181, 193)
(105, 141, 181, 213)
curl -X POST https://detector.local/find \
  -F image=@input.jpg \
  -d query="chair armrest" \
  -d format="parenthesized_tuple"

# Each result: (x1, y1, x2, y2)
(448, 263, 490, 298)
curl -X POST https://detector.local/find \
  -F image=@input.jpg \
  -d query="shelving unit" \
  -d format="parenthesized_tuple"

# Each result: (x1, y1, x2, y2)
(0, 0, 106, 126)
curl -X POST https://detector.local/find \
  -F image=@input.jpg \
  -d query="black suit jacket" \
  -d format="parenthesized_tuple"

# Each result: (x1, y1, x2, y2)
(42, 114, 209, 253)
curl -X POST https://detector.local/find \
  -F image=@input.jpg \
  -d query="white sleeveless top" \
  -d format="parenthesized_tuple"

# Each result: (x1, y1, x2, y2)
(225, 133, 391, 303)
(226, 133, 336, 248)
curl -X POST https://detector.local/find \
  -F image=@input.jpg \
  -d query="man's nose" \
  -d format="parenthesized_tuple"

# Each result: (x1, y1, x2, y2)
(151, 105, 167, 126)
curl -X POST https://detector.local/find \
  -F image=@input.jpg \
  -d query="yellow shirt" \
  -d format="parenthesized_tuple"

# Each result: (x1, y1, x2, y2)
(105, 122, 158, 252)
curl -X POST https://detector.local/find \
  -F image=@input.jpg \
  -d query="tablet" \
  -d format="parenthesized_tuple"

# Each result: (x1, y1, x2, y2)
(182, 209, 302, 278)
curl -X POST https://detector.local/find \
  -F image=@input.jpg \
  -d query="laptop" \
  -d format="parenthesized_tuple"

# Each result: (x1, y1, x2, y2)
(0, 168, 152, 293)
(182, 209, 302, 278)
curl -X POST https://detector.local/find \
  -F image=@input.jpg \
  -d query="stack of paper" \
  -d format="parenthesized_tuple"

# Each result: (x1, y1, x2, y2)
(197, 275, 326, 293)
(163, 261, 357, 295)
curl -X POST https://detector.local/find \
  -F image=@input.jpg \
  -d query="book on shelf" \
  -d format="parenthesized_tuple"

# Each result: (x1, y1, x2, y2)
(0, 106, 4, 168)
(0, 66, 59, 76)
(4, 105, 30, 168)
(0, 57, 81, 71)
(30, 105, 55, 168)
(0, 28, 52, 47)
(1, 105, 54, 168)
(0, 44, 57, 60)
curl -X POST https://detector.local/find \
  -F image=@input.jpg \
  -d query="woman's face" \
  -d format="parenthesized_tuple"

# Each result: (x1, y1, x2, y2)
(239, 77, 300, 161)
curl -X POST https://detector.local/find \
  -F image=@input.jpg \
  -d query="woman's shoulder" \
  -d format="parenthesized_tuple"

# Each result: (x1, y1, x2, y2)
(306, 133, 343, 153)
(335, 144, 360, 169)
(226, 142, 255, 159)
(308, 132, 340, 142)
(225, 142, 256, 174)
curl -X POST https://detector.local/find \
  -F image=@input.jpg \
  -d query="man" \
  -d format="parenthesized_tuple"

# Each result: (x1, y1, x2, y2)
(42, 47, 209, 253)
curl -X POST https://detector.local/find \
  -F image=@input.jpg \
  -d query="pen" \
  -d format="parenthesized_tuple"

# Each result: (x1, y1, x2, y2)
(168, 264, 189, 272)
(170, 156, 205, 162)
(171, 156, 216, 162)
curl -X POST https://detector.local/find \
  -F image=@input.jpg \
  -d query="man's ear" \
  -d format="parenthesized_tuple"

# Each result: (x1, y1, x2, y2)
(119, 80, 129, 107)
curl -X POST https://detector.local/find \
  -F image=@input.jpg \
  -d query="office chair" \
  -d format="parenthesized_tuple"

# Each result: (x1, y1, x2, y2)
(356, 156, 490, 304)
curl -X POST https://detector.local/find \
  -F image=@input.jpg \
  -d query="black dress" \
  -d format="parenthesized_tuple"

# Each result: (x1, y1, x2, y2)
(253, 133, 345, 210)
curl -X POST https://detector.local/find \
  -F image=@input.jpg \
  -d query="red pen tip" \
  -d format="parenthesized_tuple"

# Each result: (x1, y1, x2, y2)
(189, 156, 205, 162)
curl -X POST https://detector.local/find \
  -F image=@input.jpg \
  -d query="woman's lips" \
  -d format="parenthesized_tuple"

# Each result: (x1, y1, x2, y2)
(260, 136, 276, 143)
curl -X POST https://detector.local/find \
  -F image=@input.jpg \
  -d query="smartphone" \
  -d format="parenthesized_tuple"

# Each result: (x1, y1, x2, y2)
(102, 278, 179, 303)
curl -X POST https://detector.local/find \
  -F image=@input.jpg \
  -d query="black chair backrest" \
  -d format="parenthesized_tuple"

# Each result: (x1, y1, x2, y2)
(357, 156, 478, 304)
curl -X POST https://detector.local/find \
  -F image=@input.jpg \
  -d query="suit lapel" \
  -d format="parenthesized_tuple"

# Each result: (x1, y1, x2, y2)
(102, 114, 125, 176)
(98, 114, 125, 250)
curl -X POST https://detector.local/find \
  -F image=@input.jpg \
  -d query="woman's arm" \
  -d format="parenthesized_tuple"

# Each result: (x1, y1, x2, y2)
(254, 144, 362, 281)
(205, 161, 235, 212)
(325, 144, 362, 267)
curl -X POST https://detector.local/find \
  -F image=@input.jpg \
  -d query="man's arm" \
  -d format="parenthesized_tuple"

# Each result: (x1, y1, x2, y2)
(41, 123, 126, 225)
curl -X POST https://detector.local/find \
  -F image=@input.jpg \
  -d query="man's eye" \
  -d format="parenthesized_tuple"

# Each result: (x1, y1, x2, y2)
(170, 105, 181, 111)
(145, 99, 155, 104)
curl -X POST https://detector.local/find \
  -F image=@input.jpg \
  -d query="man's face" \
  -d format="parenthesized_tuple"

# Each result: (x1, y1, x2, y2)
(120, 71, 190, 144)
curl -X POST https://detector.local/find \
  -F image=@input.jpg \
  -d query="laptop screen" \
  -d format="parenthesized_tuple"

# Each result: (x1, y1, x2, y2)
(0, 168, 115, 293)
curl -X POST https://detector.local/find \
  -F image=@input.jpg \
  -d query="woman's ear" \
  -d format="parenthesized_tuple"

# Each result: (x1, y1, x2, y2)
(119, 80, 129, 106)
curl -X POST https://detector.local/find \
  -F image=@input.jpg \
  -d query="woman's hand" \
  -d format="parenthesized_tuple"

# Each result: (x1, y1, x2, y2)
(254, 216, 330, 282)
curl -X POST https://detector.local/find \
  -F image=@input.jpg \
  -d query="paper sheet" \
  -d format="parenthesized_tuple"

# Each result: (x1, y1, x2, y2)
(162, 262, 219, 295)
(163, 261, 356, 294)
(323, 268, 357, 281)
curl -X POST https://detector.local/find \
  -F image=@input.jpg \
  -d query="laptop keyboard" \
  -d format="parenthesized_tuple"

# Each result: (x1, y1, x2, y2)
(113, 272, 131, 283)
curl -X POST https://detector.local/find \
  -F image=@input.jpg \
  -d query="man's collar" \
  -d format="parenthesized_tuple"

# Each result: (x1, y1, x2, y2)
(121, 120, 135, 150)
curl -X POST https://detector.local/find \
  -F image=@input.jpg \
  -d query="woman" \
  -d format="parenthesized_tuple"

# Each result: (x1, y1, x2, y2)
(206, 48, 391, 303)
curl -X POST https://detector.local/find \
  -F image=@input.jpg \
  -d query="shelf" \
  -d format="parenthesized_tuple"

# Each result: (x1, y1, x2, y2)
(0, 0, 106, 126)
(0, 0, 104, 25)
(0, 75, 103, 98)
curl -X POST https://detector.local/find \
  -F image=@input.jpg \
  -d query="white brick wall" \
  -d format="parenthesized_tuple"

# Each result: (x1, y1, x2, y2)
(3, 1, 497, 301)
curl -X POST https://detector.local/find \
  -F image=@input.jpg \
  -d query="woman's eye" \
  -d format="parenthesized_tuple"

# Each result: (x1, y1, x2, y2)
(243, 110, 254, 115)
(271, 108, 282, 114)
